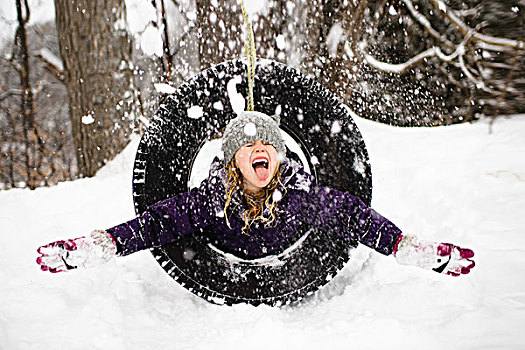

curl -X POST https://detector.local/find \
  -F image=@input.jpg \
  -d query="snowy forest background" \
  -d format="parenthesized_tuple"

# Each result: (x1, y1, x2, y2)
(0, 0, 523, 191)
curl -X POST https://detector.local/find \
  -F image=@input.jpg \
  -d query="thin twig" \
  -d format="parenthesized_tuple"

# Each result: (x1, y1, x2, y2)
(0, 89, 23, 102)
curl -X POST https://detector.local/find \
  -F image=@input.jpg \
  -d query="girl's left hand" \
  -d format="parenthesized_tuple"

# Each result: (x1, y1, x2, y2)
(393, 235, 475, 276)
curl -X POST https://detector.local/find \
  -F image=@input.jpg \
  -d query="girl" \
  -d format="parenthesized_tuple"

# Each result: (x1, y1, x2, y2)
(37, 111, 475, 278)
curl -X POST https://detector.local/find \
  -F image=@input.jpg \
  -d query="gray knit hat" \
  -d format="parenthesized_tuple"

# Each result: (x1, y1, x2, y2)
(221, 111, 286, 164)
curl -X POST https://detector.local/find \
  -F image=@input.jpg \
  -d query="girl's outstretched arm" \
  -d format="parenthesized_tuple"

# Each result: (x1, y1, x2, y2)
(298, 185, 402, 255)
(106, 185, 215, 256)
(37, 182, 215, 273)
(298, 185, 475, 276)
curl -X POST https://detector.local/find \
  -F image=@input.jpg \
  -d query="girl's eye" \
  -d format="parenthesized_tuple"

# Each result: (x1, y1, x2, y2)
(245, 143, 254, 147)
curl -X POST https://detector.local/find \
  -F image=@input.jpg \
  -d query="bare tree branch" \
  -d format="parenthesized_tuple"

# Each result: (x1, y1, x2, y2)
(362, 38, 465, 74)
(458, 54, 483, 87)
(22, 0, 30, 23)
(402, 0, 455, 50)
(475, 41, 516, 53)
(362, 1, 520, 101)
(0, 89, 23, 102)
(427, 0, 524, 49)
(454, 4, 483, 18)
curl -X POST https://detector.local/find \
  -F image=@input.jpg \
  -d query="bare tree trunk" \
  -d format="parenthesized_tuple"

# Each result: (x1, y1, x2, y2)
(15, 0, 41, 189)
(0, 107, 17, 188)
(151, 0, 173, 80)
(300, 0, 368, 102)
(55, 0, 137, 177)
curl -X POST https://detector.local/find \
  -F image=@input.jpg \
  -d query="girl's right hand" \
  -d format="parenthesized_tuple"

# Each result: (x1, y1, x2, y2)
(36, 230, 116, 273)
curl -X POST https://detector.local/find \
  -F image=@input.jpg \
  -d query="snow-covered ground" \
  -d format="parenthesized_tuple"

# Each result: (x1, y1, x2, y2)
(1, 115, 524, 349)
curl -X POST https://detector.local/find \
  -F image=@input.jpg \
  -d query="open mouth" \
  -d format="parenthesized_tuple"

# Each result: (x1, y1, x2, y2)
(251, 158, 269, 170)
(252, 157, 270, 181)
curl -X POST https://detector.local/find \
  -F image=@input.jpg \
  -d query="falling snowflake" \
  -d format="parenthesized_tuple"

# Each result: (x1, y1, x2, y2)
(273, 189, 282, 202)
(154, 83, 176, 94)
(331, 120, 341, 134)
(213, 101, 224, 110)
(82, 115, 95, 125)
(187, 106, 204, 119)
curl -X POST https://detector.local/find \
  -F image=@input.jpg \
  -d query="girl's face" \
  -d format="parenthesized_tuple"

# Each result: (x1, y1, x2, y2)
(234, 140, 279, 193)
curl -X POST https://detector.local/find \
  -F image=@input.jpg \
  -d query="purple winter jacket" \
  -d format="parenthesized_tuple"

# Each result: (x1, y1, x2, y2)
(107, 157, 402, 258)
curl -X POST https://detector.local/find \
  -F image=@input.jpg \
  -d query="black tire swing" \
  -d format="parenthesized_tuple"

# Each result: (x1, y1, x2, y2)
(132, 59, 373, 306)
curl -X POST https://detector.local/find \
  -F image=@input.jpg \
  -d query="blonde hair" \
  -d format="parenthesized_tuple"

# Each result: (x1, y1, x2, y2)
(223, 159, 286, 235)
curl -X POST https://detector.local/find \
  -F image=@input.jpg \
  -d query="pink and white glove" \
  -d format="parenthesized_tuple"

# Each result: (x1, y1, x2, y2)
(36, 230, 117, 273)
(393, 235, 475, 276)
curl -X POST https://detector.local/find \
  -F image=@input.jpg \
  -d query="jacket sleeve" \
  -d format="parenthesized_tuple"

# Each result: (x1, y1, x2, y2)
(106, 181, 216, 256)
(297, 184, 402, 256)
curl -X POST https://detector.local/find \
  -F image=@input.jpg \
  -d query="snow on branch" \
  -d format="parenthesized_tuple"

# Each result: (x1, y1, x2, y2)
(35, 48, 64, 82)
(364, 48, 434, 73)
(35, 48, 63, 71)
(363, 41, 464, 74)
